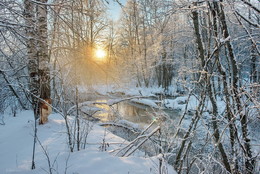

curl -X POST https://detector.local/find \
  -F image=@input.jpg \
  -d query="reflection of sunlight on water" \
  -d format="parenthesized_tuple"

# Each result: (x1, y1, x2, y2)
(93, 99, 153, 127)
(93, 100, 114, 122)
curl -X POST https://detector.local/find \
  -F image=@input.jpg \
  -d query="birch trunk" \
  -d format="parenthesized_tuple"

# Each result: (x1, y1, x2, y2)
(37, 0, 51, 101)
(24, 1, 38, 169)
(24, 0, 39, 111)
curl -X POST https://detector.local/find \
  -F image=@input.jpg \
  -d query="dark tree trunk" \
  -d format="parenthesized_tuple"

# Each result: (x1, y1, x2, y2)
(191, 3, 232, 173)
(216, 1, 255, 173)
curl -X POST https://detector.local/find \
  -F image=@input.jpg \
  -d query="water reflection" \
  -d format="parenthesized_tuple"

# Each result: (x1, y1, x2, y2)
(114, 102, 153, 124)
(93, 100, 114, 122)
(92, 98, 180, 130)
(93, 100, 154, 126)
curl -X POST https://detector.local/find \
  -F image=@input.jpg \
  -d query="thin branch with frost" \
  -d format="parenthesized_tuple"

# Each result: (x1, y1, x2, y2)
(64, 153, 71, 174)
(234, 10, 260, 28)
(0, 115, 5, 125)
(115, 119, 157, 156)
(106, 96, 145, 106)
(0, 70, 27, 110)
(240, 0, 260, 14)
(36, 136, 60, 174)
(99, 122, 141, 134)
(228, 3, 260, 56)
(124, 126, 161, 157)
(19, 83, 64, 116)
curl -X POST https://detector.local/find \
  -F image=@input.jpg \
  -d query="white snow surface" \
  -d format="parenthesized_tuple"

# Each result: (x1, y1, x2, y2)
(118, 119, 141, 131)
(79, 85, 168, 97)
(0, 111, 176, 174)
(163, 95, 227, 114)
(130, 99, 159, 109)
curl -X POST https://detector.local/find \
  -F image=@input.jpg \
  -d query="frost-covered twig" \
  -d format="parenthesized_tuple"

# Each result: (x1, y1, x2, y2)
(36, 136, 59, 174)
(124, 126, 161, 157)
(64, 153, 71, 174)
(115, 120, 157, 156)
(99, 122, 141, 134)
(0, 115, 5, 125)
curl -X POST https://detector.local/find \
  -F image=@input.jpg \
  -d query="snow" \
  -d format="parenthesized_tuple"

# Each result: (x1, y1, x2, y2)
(107, 98, 126, 106)
(118, 119, 142, 131)
(80, 84, 169, 97)
(163, 95, 198, 112)
(130, 99, 159, 109)
(80, 105, 103, 115)
(0, 111, 176, 174)
(163, 95, 227, 114)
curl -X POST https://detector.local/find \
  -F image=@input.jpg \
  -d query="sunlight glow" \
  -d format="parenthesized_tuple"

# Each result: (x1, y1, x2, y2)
(95, 48, 106, 61)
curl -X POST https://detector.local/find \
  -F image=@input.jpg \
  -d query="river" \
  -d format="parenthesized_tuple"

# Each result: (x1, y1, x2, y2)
(92, 99, 180, 128)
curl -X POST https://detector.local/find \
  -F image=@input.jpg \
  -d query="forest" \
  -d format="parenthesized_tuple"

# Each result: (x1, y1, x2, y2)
(0, 0, 259, 174)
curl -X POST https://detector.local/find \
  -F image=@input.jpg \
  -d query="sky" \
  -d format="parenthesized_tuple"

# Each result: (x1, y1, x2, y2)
(107, 0, 127, 21)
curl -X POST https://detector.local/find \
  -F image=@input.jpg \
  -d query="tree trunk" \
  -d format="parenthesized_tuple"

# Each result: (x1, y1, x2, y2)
(210, 3, 240, 172)
(24, 0, 39, 112)
(37, 0, 51, 101)
(191, 4, 231, 172)
(24, 1, 39, 169)
(216, 1, 255, 173)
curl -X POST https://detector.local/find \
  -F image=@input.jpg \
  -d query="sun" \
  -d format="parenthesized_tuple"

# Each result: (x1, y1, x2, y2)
(95, 48, 106, 61)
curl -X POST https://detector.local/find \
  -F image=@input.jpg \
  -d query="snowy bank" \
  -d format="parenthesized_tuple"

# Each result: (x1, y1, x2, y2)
(0, 111, 176, 174)
(130, 99, 159, 109)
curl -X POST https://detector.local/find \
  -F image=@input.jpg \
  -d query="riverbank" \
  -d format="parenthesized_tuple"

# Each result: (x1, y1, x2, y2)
(0, 110, 177, 174)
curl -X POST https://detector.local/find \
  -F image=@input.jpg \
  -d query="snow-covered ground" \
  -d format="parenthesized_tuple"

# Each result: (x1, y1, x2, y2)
(79, 85, 178, 97)
(163, 95, 227, 114)
(0, 111, 176, 174)
(130, 99, 159, 109)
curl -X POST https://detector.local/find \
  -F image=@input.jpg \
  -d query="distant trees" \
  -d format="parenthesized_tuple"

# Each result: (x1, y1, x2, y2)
(117, 0, 178, 90)
(115, 0, 259, 95)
